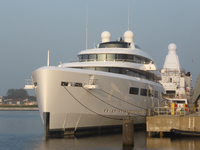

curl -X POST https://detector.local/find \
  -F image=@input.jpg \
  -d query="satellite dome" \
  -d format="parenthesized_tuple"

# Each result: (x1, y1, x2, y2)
(124, 30, 134, 43)
(101, 31, 111, 43)
(168, 43, 177, 51)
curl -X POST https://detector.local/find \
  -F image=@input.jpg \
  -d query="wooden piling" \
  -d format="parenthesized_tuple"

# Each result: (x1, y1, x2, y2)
(123, 115, 134, 147)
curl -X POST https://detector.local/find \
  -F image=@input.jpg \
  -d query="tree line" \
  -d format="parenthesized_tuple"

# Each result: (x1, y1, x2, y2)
(3, 88, 36, 101)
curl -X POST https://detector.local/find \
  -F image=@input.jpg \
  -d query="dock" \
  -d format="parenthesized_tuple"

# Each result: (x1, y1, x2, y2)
(146, 107, 200, 136)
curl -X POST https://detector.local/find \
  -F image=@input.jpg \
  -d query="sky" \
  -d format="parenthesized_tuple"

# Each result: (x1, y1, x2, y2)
(0, 0, 200, 96)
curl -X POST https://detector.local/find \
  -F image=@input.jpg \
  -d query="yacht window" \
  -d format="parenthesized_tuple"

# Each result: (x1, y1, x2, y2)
(83, 67, 95, 70)
(77, 54, 152, 64)
(72, 67, 159, 81)
(110, 67, 120, 73)
(89, 54, 96, 60)
(99, 41, 129, 48)
(117, 54, 126, 60)
(127, 55, 133, 61)
(134, 56, 141, 63)
(83, 55, 88, 60)
(120, 68, 126, 74)
(129, 87, 139, 95)
(107, 54, 116, 60)
(140, 89, 147, 96)
(97, 54, 106, 61)
(135, 44, 141, 50)
(96, 67, 109, 72)
(149, 90, 154, 97)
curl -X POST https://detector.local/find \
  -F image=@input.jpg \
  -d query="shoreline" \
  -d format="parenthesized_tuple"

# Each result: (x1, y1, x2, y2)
(0, 107, 39, 111)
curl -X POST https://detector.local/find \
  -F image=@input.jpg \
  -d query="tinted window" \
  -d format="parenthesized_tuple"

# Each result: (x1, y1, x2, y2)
(107, 54, 115, 60)
(110, 68, 119, 73)
(83, 55, 88, 60)
(140, 89, 147, 96)
(99, 41, 129, 48)
(117, 54, 126, 60)
(134, 56, 141, 62)
(97, 54, 106, 61)
(96, 67, 108, 72)
(129, 87, 139, 95)
(89, 54, 96, 60)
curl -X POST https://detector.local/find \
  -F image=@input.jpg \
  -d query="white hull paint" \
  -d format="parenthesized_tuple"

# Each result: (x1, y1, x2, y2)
(32, 66, 163, 134)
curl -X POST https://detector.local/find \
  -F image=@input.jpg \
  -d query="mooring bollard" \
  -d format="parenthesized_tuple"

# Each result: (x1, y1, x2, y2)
(123, 115, 134, 147)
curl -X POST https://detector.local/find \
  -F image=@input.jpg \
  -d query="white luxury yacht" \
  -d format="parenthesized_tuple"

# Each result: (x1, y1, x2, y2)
(25, 30, 164, 137)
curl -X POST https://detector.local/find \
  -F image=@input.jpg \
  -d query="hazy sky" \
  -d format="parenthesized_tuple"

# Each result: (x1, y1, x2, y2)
(0, 0, 200, 96)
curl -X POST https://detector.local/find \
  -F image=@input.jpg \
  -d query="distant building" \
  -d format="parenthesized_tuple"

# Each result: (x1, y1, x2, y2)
(29, 101, 38, 105)
(4, 99, 29, 105)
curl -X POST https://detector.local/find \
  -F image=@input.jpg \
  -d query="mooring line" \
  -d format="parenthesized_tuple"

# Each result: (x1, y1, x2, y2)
(63, 86, 123, 121)
(82, 87, 146, 118)
(99, 88, 147, 110)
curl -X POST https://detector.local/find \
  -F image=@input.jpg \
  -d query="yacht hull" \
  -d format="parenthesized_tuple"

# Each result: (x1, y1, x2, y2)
(32, 66, 163, 137)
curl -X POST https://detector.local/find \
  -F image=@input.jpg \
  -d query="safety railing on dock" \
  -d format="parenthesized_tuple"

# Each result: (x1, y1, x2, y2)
(154, 107, 192, 116)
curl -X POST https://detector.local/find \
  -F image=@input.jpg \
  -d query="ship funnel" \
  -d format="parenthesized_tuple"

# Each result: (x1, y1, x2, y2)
(101, 31, 111, 43)
(47, 50, 50, 66)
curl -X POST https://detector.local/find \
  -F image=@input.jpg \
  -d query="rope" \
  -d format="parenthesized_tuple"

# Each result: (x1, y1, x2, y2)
(99, 88, 147, 110)
(82, 87, 146, 117)
(63, 86, 123, 121)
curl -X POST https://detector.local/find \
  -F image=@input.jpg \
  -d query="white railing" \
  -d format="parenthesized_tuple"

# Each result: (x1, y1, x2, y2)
(70, 59, 152, 64)
(24, 79, 34, 89)
(25, 79, 33, 85)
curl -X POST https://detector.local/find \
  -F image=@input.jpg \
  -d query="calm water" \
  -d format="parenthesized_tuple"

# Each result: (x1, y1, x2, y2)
(0, 111, 200, 150)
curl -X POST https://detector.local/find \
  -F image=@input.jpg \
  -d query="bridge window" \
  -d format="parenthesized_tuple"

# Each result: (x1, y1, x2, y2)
(78, 54, 152, 64)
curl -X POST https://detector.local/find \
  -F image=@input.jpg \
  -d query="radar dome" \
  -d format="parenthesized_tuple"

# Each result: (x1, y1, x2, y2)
(168, 43, 177, 51)
(101, 31, 111, 43)
(124, 30, 134, 43)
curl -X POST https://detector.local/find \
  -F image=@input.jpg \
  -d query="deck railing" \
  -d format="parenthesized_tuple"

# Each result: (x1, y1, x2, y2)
(153, 107, 198, 116)
(70, 59, 154, 65)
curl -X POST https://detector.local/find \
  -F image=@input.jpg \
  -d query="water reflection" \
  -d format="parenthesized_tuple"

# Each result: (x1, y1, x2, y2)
(1, 111, 200, 150)
(146, 136, 200, 150)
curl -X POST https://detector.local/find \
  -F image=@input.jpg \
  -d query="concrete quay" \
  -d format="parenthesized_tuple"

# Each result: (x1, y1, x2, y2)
(146, 113, 200, 133)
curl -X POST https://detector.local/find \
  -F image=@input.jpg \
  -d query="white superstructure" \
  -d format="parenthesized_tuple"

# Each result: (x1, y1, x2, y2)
(26, 30, 164, 137)
(160, 43, 192, 109)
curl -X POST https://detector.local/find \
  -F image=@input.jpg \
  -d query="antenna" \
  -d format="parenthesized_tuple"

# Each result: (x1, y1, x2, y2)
(128, 4, 129, 31)
(86, 5, 88, 50)
(191, 50, 194, 78)
(47, 50, 50, 66)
